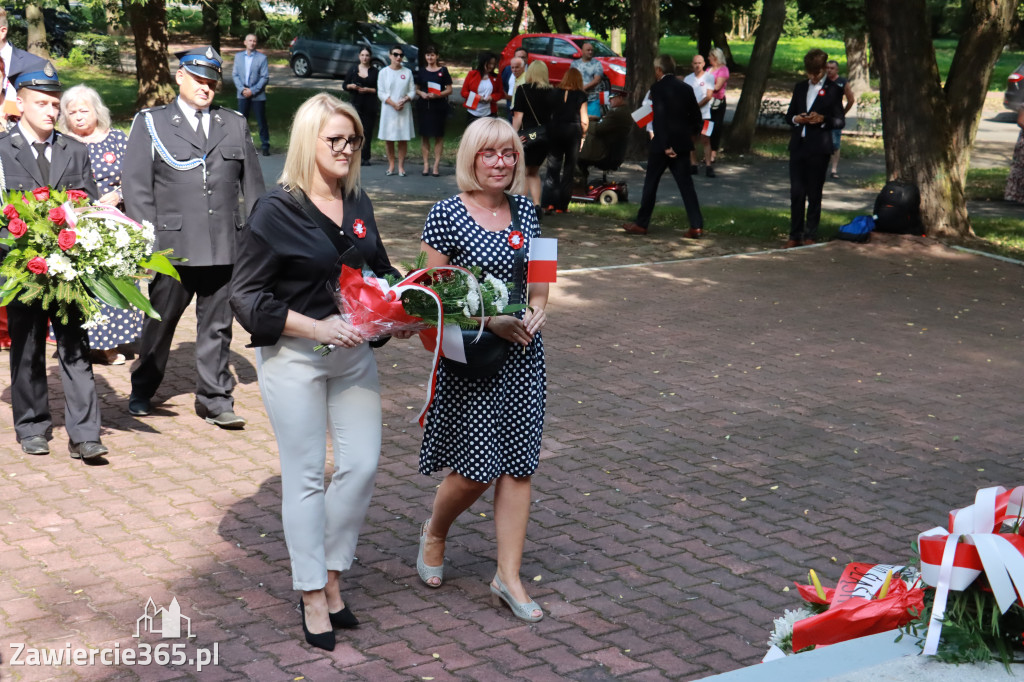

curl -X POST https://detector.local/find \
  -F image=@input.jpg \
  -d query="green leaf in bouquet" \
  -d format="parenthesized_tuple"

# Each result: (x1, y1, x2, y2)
(0, 236, 15, 247)
(502, 304, 528, 314)
(110, 276, 161, 320)
(82, 273, 132, 309)
(139, 250, 181, 281)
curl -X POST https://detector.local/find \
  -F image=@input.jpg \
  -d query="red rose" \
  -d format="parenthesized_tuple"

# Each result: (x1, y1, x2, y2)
(57, 229, 76, 251)
(3, 204, 19, 220)
(49, 206, 66, 226)
(66, 189, 89, 203)
(7, 218, 28, 238)
(31, 187, 50, 202)
(26, 257, 48, 275)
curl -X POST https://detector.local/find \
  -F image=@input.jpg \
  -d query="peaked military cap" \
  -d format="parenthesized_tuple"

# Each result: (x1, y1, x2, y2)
(176, 47, 223, 81)
(11, 60, 62, 92)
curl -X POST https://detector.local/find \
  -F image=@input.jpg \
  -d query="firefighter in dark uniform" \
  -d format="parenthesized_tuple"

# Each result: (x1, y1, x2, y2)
(123, 47, 265, 428)
(0, 63, 105, 460)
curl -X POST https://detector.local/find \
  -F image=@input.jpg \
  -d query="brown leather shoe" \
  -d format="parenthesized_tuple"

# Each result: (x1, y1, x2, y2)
(802, 239, 816, 246)
(686, 228, 703, 239)
(622, 222, 648, 235)
(785, 239, 800, 248)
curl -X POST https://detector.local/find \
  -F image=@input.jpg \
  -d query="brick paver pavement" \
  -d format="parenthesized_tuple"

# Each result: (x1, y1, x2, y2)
(2, 234, 1023, 680)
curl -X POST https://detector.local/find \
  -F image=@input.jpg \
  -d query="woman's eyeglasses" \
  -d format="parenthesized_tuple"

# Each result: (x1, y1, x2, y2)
(321, 135, 364, 153)
(476, 150, 520, 167)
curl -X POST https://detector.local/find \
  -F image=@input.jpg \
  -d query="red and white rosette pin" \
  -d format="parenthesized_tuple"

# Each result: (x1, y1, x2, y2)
(917, 486, 1024, 655)
(352, 219, 366, 238)
(508, 230, 524, 250)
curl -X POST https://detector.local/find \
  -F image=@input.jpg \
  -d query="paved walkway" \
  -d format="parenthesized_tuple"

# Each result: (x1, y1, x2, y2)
(2, 214, 1024, 679)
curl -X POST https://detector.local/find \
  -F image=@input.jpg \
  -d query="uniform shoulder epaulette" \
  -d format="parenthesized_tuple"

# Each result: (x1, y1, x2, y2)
(212, 106, 245, 118)
(136, 104, 168, 116)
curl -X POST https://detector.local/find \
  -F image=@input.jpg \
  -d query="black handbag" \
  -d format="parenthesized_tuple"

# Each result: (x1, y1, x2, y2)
(440, 195, 527, 380)
(519, 89, 547, 150)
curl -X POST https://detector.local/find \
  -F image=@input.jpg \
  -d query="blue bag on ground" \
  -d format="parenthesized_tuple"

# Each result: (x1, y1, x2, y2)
(838, 215, 874, 243)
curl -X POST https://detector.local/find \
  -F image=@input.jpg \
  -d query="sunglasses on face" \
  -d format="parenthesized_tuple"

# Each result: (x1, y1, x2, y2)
(391, 52, 403, 58)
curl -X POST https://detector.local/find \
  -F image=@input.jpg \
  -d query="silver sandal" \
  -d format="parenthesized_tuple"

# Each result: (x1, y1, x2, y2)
(416, 519, 444, 588)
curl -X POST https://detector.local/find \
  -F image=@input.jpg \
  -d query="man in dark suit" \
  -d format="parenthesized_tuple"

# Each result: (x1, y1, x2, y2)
(623, 54, 705, 238)
(0, 8, 50, 120)
(123, 47, 265, 428)
(232, 33, 271, 156)
(785, 48, 846, 247)
(0, 64, 105, 460)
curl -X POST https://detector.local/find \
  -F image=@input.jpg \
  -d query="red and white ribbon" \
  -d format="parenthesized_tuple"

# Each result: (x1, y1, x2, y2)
(918, 486, 1024, 655)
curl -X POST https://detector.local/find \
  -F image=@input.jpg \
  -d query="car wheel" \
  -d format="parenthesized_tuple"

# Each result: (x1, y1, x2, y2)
(292, 55, 312, 78)
(371, 59, 385, 71)
(598, 189, 618, 205)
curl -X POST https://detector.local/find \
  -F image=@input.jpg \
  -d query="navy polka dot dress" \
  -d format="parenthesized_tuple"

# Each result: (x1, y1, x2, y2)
(419, 194, 547, 483)
(85, 130, 142, 350)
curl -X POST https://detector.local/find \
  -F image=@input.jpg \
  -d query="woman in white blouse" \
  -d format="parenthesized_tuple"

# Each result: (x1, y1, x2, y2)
(377, 45, 416, 176)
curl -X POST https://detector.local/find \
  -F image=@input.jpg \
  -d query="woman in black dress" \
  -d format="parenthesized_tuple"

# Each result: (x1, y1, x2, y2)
(512, 60, 554, 215)
(345, 47, 379, 166)
(543, 68, 589, 213)
(414, 45, 453, 176)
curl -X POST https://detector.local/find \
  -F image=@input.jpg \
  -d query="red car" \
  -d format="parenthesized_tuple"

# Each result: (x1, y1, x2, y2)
(498, 34, 627, 89)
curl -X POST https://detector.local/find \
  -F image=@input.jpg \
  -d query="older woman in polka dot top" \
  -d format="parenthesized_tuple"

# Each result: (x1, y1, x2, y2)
(59, 85, 141, 365)
(415, 117, 549, 623)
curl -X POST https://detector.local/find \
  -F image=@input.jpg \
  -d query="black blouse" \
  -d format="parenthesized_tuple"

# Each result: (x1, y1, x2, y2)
(415, 66, 453, 110)
(345, 65, 379, 110)
(230, 186, 399, 347)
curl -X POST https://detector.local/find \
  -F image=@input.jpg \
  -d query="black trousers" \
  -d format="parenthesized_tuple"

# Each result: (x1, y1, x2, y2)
(635, 146, 704, 230)
(7, 299, 100, 443)
(543, 123, 582, 211)
(237, 98, 269, 150)
(131, 265, 235, 417)
(789, 152, 830, 241)
(351, 100, 377, 163)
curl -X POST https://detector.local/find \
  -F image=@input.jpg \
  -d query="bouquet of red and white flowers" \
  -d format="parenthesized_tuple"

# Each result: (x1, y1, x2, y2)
(0, 186, 178, 326)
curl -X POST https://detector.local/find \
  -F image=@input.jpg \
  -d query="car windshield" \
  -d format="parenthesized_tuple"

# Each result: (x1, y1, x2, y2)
(360, 23, 406, 45)
(588, 41, 618, 58)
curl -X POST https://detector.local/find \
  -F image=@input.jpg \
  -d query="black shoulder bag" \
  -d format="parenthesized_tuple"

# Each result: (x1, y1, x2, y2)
(441, 194, 527, 380)
(519, 88, 548, 150)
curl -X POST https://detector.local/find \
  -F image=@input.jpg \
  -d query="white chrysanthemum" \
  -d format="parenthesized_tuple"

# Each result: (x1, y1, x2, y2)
(767, 607, 813, 653)
(46, 252, 78, 281)
(114, 227, 131, 249)
(76, 227, 103, 251)
(465, 288, 481, 315)
(81, 312, 110, 330)
(485, 274, 509, 310)
(140, 220, 155, 247)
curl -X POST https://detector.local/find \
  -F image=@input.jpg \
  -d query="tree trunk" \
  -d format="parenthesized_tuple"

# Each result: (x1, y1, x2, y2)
(609, 28, 622, 55)
(230, 2, 244, 37)
(103, 0, 122, 37)
(127, 0, 176, 109)
(245, 0, 267, 29)
(865, 0, 1016, 239)
(625, 0, 659, 159)
(530, 0, 551, 33)
(723, 0, 785, 154)
(546, 0, 571, 34)
(202, 0, 221, 53)
(695, 0, 717, 57)
(843, 32, 869, 95)
(410, 0, 431, 70)
(25, 4, 50, 58)
(510, 0, 526, 37)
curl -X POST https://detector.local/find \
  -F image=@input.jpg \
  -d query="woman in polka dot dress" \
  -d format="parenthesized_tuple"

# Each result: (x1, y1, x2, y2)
(415, 117, 549, 622)
(59, 85, 142, 365)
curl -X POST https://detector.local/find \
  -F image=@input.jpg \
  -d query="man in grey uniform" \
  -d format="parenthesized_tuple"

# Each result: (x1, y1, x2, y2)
(123, 47, 265, 428)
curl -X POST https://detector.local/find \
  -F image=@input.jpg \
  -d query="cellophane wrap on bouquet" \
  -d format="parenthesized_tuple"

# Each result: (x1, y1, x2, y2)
(766, 563, 924, 658)
(917, 486, 1024, 656)
(0, 187, 178, 326)
(330, 263, 524, 425)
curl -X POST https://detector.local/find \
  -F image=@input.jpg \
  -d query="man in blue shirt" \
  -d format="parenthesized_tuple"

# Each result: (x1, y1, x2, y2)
(232, 34, 271, 156)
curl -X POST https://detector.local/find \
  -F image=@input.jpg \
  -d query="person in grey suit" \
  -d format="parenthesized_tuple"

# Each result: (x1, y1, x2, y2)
(232, 34, 270, 156)
(123, 47, 265, 428)
(0, 63, 105, 460)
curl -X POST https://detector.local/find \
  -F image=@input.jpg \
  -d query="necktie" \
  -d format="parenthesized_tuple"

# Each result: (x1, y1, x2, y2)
(32, 141, 50, 183)
(194, 110, 207, 150)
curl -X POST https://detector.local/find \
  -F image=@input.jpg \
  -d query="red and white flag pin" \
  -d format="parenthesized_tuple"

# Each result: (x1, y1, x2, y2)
(528, 237, 558, 283)
(631, 104, 653, 128)
(428, 80, 442, 93)
(463, 91, 480, 109)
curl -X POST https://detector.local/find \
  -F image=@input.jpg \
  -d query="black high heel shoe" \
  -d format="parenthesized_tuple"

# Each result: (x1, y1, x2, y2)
(299, 599, 336, 651)
(329, 605, 359, 629)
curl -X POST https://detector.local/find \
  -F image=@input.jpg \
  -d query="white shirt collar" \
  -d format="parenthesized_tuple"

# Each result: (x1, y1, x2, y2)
(175, 96, 210, 118)
(17, 120, 55, 146)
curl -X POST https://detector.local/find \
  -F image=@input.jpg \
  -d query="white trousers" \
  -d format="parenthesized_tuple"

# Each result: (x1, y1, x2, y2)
(255, 335, 382, 591)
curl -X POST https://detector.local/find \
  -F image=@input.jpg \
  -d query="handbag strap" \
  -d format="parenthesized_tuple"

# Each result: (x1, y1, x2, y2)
(523, 87, 540, 127)
(506, 193, 527, 305)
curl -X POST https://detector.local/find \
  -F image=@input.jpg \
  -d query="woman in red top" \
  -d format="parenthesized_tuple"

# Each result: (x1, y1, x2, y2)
(461, 52, 504, 124)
